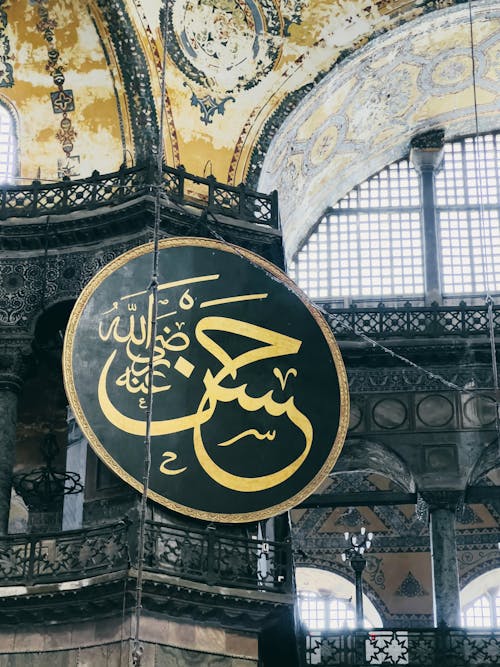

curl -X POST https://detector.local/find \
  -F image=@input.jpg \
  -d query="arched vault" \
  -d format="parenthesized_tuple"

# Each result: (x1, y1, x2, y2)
(259, 1, 500, 262)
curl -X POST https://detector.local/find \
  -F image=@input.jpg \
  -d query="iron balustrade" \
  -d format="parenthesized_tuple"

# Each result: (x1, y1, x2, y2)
(320, 301, 500, 340)
(0, 519, 291, 593)
(305, 628, 500, 666)
(0, 521, 129, 586)
(143, 520, 291, 592)
(305, 627, 500, 667)
(0, 164, 279, 229)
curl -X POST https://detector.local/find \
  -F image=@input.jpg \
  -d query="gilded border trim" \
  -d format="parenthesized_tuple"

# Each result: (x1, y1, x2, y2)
(63, 237, 349, 523)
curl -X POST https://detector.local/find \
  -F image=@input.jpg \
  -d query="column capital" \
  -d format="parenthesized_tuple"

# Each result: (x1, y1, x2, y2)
(350, 553, 367, 575)
(0, 334, 33, 392)
(410, 129, 445, 173)
(420, 489, 463, 513)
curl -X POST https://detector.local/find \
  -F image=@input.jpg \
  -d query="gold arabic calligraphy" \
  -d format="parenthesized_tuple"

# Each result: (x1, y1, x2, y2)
(96, 275, 313, 492)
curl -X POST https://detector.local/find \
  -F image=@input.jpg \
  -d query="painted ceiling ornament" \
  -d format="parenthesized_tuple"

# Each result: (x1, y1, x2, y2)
(31, 0, 79, 178)
(0, 0, 13, 88)
(165, 0, 282, 95)
(183, 82, 235, 125)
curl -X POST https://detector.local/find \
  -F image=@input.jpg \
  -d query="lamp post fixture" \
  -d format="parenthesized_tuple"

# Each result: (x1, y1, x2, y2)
(341, 527, 373, 628)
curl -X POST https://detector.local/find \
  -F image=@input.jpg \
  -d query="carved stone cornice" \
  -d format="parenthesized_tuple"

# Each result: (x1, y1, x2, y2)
(420, 489, 463, 513)
(0, 569, 292, 631)
(347, 365, 497, 393)
(410, 129, 445, 173)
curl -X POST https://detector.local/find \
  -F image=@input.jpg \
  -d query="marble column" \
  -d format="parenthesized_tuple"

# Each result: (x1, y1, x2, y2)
(410, 130, 445, 305)
(426, 491, 462, 627)
(0, 338, 31, 535)
(62, 407, 88, 530)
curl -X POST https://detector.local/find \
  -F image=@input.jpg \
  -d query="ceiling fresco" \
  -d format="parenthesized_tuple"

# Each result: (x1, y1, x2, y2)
(1, 0, 126, 181)
(1, 0, 499, 254)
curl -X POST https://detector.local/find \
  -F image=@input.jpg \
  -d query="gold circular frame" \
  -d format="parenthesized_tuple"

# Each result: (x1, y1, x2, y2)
(63, 237, 349, 522)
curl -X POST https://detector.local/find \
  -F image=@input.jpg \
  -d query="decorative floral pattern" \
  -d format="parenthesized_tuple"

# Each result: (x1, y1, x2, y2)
(395, 571, 428, 597)
(0, 0, 13, 88)
(31, 0, 79, 176)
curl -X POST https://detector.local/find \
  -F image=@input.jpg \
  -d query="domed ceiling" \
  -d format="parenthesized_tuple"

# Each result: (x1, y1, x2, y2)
(1, 0, 499, 255)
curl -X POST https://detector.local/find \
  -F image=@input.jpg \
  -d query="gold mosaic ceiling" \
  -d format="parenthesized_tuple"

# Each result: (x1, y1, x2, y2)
(2, 0, 499, 254)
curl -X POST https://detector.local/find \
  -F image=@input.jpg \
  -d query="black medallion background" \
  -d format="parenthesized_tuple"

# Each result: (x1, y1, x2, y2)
(64, 238, 348, 522)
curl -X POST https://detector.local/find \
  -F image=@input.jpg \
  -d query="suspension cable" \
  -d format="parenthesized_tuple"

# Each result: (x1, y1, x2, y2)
(467, 0, 500, 448)
(131, 1, 170, 664)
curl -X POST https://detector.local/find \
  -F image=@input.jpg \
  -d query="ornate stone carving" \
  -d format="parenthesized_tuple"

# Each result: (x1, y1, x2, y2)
(421, 490, 463, 513)
(347, 365, 498, 394)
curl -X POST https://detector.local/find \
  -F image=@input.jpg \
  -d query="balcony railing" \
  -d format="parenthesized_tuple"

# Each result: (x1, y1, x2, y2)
(0, 164, 279, 229)
(0, 519, 291, 593)
(143, 520, 290, 592)
(321, 301, 500, 340)
(305, 628, 500, 666)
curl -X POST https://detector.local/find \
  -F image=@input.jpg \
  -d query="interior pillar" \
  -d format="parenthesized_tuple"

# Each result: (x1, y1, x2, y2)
(0, 337, 31, 534)
(425, 491, 462, 627)
(410, 129, 445, 305)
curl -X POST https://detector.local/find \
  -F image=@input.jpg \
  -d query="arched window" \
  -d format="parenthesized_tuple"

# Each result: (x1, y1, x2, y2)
(296, 566, 382, 630)
(298, 591, 356, 631)
(461, 568, 500, 628)
(290, 160, 423, 299)
(0, 100, 16, 183)
(290, 131, 500, 302)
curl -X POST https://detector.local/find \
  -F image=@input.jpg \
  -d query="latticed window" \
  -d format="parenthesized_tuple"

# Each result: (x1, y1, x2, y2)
(290, 131, 500, 301)
(298, 592, 356, 630)
(463, 595, 500, 628)
(436, 133, 500, 295)
(299, 592, 327, 630)
(290, 160, 423, 299)
(0, 102, 16, 183)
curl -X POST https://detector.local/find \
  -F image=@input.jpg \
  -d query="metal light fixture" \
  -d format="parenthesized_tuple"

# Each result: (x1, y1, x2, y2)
(341, 527, 374, 628)
(13, 432, 83, 512)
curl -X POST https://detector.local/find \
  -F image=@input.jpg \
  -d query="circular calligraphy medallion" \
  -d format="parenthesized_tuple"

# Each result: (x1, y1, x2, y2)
(63, 238, 349, 522)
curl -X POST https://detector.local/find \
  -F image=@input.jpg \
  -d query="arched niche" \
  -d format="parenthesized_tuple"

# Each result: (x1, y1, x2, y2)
(16, 301, 75, 474)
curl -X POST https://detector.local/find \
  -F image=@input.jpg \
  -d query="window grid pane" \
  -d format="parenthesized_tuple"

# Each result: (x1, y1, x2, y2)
(0, 105, 15, 183)
(463, 595, 493, 628)
(436, 132, 500, 295)
(299, 593, 326, 631)
(291, 159, 423, 299)
(328, 599, 355, 630)
(291, 131, 500, 300)
(298, 593, 358, 631)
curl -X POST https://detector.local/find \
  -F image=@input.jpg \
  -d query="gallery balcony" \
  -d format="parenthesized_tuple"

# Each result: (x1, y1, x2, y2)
(0, 162, 279, 229)
(0, 518, 293, 627)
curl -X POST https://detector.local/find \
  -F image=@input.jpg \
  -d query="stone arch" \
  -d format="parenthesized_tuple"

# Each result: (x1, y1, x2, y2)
(258, 1, 500, 261)
(333, 438, 415, 493)
(460, 560, 500, 593)
(468, 439, 500, 486)
(16, 300, 76, 486)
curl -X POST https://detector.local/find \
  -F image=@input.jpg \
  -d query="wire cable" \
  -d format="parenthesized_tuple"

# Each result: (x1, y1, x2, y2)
(467, 0, 500, 448)
(131, 1, 170, 664)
